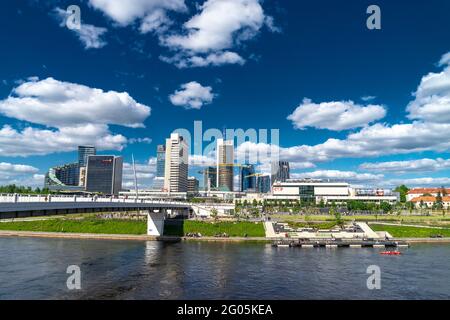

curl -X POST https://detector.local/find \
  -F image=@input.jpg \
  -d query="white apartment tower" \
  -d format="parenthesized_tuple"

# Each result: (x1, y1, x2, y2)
(216, 138, 234, 191)
(164, 133, 189, 192)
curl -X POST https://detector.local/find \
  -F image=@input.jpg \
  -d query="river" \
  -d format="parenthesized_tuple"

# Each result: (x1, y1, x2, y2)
(0, 237, 449, 299)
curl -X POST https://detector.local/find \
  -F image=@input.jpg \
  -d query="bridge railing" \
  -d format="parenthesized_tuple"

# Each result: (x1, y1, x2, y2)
(0, 194, 192, 207)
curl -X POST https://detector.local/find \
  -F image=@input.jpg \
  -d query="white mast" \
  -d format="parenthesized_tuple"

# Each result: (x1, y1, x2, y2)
(132, 154, 138, 199)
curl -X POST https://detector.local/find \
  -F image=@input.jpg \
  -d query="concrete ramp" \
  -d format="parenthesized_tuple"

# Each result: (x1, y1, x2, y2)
(264, 222, 277, 238)
(356, 222, 380, 239)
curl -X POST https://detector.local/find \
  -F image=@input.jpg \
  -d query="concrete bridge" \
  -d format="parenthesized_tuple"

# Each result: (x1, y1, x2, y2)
(0, 194, 193, 236)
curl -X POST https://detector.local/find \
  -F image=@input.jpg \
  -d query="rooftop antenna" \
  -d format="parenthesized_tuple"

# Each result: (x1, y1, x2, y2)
(132, 154, 138, 199)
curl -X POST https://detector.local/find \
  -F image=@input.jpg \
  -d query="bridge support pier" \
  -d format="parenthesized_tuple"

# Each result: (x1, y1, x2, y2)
(147, 210, 165, 236)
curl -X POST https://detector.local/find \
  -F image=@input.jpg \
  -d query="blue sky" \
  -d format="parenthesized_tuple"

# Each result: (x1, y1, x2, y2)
(0, 0, 450, 189)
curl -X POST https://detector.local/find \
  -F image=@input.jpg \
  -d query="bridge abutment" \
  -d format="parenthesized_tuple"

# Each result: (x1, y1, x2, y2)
(147, 210, 165, 236)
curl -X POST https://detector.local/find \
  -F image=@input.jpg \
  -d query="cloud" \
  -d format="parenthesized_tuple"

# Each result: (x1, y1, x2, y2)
(0, 162, 39, 174)
(169, 81, 215, 109)
(406, 54, 450, 124)
(360, 158, 450, 173)
(189, 154, 216, 167)
(1, 77, 150, 128)
(291, 170, 383, 184)
(161, 0, 276, 67)
(0, 77, 151, 156)
(160, 51, 245, 68)
(122, 157, 157, 188)
(287, 98, 386, 131)
(236, 121, 450, 164)
(54, 8, 107, 49)
(385, 177, 450, 188)
(0, 162, 43, 188)
(88, 0, 186, 28)
(128, 137, 152, 144)
(0, 174, 45, 188)
(361, 95, 376, 102)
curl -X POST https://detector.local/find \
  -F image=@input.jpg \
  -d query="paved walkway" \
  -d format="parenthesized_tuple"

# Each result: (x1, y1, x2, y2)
(0, 230, 269, 242)
(370, 222, 450, 229)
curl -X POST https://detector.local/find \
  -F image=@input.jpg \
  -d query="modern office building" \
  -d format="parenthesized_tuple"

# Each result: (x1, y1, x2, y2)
(78, 166, 86, 187)
(164, 133, 189, 192)
(188, 177, 200, 194)
(271, 161, 290, 185)
(240, 164, 256, 192)
(156, 144, 166, 178)
(44, 163, 84, 192)
(45, 163, 80, 187)
(216, 139, 234, 191)
(78, 146, 96, 167)
(85, 155, 123, 195)
(257, 175, 271, 193)
(203, 166, 217, 191)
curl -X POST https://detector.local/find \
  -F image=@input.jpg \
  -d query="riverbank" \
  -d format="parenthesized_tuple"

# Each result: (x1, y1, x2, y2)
(0, 218, 265, 237)
(1, 230, 450, 243)
(0, 230, 269, 242)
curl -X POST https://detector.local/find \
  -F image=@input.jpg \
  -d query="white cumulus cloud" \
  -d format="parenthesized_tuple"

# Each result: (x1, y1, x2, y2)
(360, 158, 450, 173)
(406, 53, 450, 124)
(161, 0, 276, 67)
(88, 0, 186, 28)
(0, 77, 151, 156)
(55, 7, 108, 49)
(169, 81, 215, 109)
(287, 98, 386, 131)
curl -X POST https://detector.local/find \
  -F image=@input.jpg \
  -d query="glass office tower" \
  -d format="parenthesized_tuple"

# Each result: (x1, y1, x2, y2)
(85, 155, 123, 195)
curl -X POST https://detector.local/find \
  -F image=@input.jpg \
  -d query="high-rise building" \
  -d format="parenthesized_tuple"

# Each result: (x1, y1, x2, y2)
(164, 133, 189, 192)
(188, 177, 199, 194)
(45, 163, 80, 187)
(78, 166, 87, 187)
(271, 161, 290, 185)
(85, 155, 123, 195)
(203, 166, 217, 191)
(44, 163, 82, 190)
(78, 146, 96, 167)
(240, 165, 256, 192)
(257, 175, 271, 193)
(216, 139, 234, 191)
(156, 144, 166, 178)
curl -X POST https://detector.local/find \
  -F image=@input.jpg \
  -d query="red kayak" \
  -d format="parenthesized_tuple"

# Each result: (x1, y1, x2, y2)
(380, 251, 401, 255)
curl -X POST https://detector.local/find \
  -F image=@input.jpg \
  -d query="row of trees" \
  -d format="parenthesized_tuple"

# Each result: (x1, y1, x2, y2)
(236, 198, 394, 213)
(0, 184, 52, 195)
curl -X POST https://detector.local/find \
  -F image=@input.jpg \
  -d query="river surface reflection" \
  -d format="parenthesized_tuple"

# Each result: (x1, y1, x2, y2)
(0, 237, 449, 299)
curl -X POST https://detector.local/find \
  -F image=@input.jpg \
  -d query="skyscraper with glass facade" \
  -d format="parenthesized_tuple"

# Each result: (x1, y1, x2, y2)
(85, 155, 123, 195)
(78, 146, 96, 167)
(240, 165, 256, 192)
(271, 161, 290, 185)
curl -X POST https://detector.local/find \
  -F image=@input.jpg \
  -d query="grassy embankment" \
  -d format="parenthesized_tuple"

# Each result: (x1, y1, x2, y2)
(370, 224, 450, 238)
(272, 214, 450, 226)
(163, 220, 265, 237)
(0, 218, 265, 237)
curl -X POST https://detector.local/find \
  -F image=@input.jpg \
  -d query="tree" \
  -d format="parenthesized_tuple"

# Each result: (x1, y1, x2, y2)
(436, 192, 443, 210)
(330, 206, 343, 226)
(380, 202, 392, 214)
(394, 185, 409, 203)
(210, 208, 218, 221)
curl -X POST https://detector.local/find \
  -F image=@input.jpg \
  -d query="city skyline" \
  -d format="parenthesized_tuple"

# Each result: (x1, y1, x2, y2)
(1, 1, 450, 190)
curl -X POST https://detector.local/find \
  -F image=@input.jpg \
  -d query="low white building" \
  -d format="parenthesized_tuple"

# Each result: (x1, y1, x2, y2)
(270, 179, 398, 204)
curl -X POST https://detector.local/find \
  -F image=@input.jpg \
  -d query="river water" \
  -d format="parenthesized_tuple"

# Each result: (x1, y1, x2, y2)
(0, 237, 449, 299)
